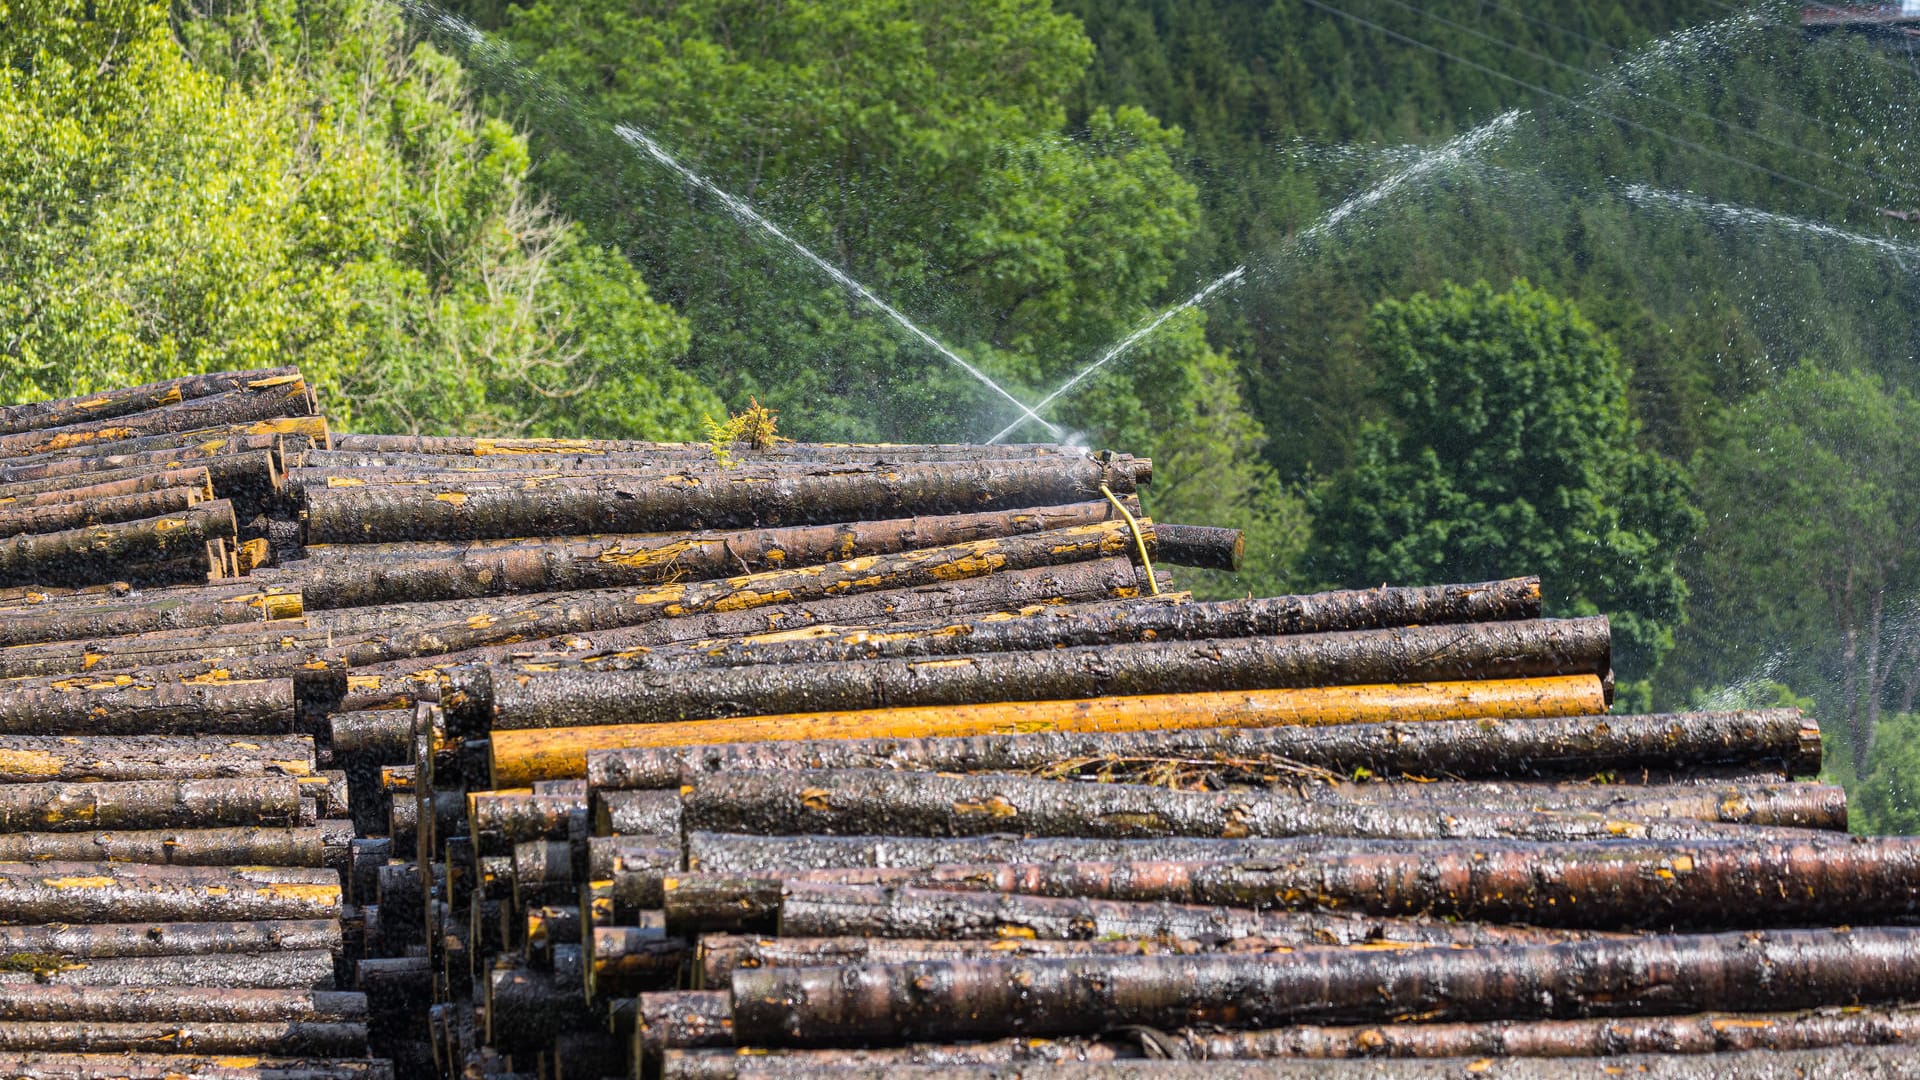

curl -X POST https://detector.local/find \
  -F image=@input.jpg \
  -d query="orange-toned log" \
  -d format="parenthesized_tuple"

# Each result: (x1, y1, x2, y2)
(489, 675, 1606, 785)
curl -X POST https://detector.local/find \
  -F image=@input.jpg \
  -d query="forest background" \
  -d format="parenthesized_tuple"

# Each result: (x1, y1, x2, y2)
(5, 0, 1919, 828)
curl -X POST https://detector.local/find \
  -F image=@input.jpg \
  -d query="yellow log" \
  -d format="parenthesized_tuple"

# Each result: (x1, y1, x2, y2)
(490, 674, 1605, 785)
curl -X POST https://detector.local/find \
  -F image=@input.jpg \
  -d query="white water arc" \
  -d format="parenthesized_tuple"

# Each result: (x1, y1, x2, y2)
(986, 266, 1249, 445)
(1622, 183, 1920, 265)
(611, 125, 1060, 439)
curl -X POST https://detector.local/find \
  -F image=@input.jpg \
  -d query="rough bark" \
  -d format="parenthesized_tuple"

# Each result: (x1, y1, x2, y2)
(680, 766, 1772, 842)
(0, 369, 302, 437)
(0, 673, 295, 736)
(489, 676, 1606, 786)
(0, 441, 281, 491)
(594, 790, 682, 837)
(0, 1020, 367, 1056)
(637, 991, 734, 1053)
(327, 711, 414, 764)
(0, 502, 236, 588)
(693, 935, 1228, 989)
(302, 457, 1149, 543)
(333, 556, 1152, 716)
(486, 617, 1611, 731)
(0, 469, 214, 510)
(598, 836, 681, 914)
(0, 826, 325, 866)
(0, 486, 207, 540)
(0, 622, 339, 681)
(321, 435, 1080, 459)
(728, 926, 1920, 1045)
(0, 735, 313, 783)
(0, 381, 312, 461)
(512, 840, 578, 908)
(0, 1054, 390, 1080)
(284, 502, 1127, 609)
(467, 791, 588, 855)
(485, 964, 587, 1053)
(0, 985, 365, 1022)
(0, 862, 341, 923)
(1149, 524, 1244, 571)
(0, 950, 338, 989)
(592, 709, 1820, 790)
(0, 920, 340, 960)
(0, 776, 303, 831)
(588, 926, 688, 997)
(0, 583, 299, 649)
(0, 415, 324, 467)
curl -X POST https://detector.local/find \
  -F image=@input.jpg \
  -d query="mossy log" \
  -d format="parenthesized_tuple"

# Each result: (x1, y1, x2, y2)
(591, 709, 1819, 790)
(490, 676, 1606, 785)
(0, 370, 303, 437)
(485, 617, 1610, 731)
(302, 456, 1149, 543)
(727, 926, 1920, 1046)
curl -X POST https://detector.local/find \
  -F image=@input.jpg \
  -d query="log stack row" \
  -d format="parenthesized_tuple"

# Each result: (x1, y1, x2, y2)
(0, 369, 1914, 1080)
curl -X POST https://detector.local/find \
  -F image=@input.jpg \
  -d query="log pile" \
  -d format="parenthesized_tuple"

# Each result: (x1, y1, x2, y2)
(0, 369, 1910, 1080)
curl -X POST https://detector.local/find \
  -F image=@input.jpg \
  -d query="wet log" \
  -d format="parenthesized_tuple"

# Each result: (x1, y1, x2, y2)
(0, 470, 213, 513)
(0, 735, 313, 783)
(320, 435, 1080, 459)
(332, 558, 1150, 713)
(0, 439, 282, 490)
(0, 673, 295, 736)
(0, 985, 365, 1023)
(0, 501, 237, 588)
(0, 380, 313, 460)
(486, 617, 1610, 731)
(595, 709, 1819, 790)
(328, 712, 413, 764)
(302, 457, 1150, 543)
(491, 676, 1606, 785)
(637, 991, 734, 1053)
(0, 950, 339, 989)
(594, 790, 682, 837)
(0, 1020, 366, 1056)
(0, 862, 341, 923)
(0, 369, 303, 437)
(0, 826, 325, 866)
(1149, 524, 1243, 571)
(0, 486, 207, 540)
(729, 926, 1920, 1046)
(512, 840, 578, 907)
(0, 1053, 391, 1080)
(0, 920, 340, 960)
(486, 964, 587, 1053)
(602, 837, 682, 914)
(0, 776, 303, 831)
(693, 935, 1227, 989)
(570, 578, 1549, 678)
(467, 791, 588, 855)
(681, 763, 1777, 842)
(0, 416, 325, 467)
(0, 622, 340, 681)
(284, 502, 1128, 608)
(0, 583, 299, 649)
(588, 926, 687, 997)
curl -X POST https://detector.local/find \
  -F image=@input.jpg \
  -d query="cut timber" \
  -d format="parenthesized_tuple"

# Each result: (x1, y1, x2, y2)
(0, 369, 301, 437)
(322, 435, 1080, 459)
(0, 950, 338, 989)
(0, 862, 341, 923)
(301, 456, 1150, 543)
(0, 985, 366, 1022)
(0, 776, 303, 832)
(637, 991, 734, 1053)
(0, 486, 207, 540)
(0, 380, 314, 460)
(0, 1020, 368, 1056)
(727, 926, 1920, 1045)
(489, 675, 1607, 784)
(0, 1054, 389, 1080)
(0, 501, 237, 588)
(0, 920, 341, 959)
(0, 468, 212, 510)
(0, 674, 295, 736)
(1150, 524, 1244, 570)
(0, 826, 325, 866)
(282, 502, 1130, 608)
(0, 416, 325, 466)
(591, 709, 1820, 789)
(0, 735, 313, 783)
(485, 617, 1611, 731)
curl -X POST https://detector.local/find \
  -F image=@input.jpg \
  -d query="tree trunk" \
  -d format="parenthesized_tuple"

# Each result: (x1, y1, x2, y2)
(281, 501, 1133, 609)
(0, 380, 314, 460)
(0, 826, 326, 866)
(568, 578, 1550, 677)
(0, 622, 337, 681)
(466, 791, 588, 856)
(489, 676, 1607, 786)
(0, 1020, 367, 1056)
(637, 991, 735, 1053)
(0, 862, 340, 923)
(0, 415, 325, 467)
(0, 581, 295, 651)
(0, 950, 339, 990)
(0, 776, 304, 832)
(0, 673, 294, 737)
(0, 440, 282, 491)
(0, 734, 313, 783)
(322, 434, 1081, 460)
(1150, 524, 1244, 571)
(0, 985, 365, 1023)
(0, 502, 236, 588)
(0, 369, 302, 437)
(727, 926, 1920, 1046)
(587, 927, 687, 997)
(0, 920, 340, 960)
(594, 790, 683, 837)
(301, 457, 1150, 543)
(590, 709, 1819, 791)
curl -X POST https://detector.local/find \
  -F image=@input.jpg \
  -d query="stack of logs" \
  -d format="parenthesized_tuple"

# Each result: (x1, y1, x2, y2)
(1, 368, 1916, 1080)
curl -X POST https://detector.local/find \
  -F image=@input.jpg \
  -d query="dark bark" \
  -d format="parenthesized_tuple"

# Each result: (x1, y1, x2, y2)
(0, 485, 206, 540)
(0, 502, 236, 588)
(0, 369, 302, 437)
(0, 1020, 366, 1056)
(596, 836, 680, 914)
(485, 964, 588, 1053)
(0, 468, 213, 509)
(321, 434, 1080, 459)
(0, 581, 298, 649)
(327, 712, 413, 764)
(512, 840, 578, 908)
(0, 862, 341, 923)
(0, 621, 337, 681)
(0, 381, 310, 460)
(0, 950, 338, 989)
(1150, 524, 1244, 571)
(0, 673, 295, 736)
(0, 441, 280, 492)
(637, 991, 734, 1052)
(284, 502, 1126, 608)
(694, 934, 1232, 989)
(302, 457, 1149, 543)
(594, 790, 682, 837)
(729, 926, 1920, 1046)
(486, 618, 1610, 731)
(0, 986, 365, 1022)
(587, 926, 687, 997)
(0, 1055, 391, 1080)
(467, 791, 588, 856)
(592, 709, 1820, 790)
(0, 734, 313, 783)
(0, 920, 339, 960)
(0, 776, 303, 831)
(0, 415, 324, 466)
(680, 769, 1777, 843)
(0, 826, 325, 866)
(340, 557, 1148, 717)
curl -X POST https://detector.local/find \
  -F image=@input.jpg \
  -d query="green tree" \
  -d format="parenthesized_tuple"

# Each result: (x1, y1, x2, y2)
(1305, 279, 1698, 693)
(0, 0, 718, 438)
(1679, 364, 1920, 779)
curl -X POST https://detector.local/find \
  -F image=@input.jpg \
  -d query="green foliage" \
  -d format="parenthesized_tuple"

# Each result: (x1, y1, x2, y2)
(1306, 279, 1698, 682)
(0, 0, 716, 437)
(1851, 714, 1920, 836)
